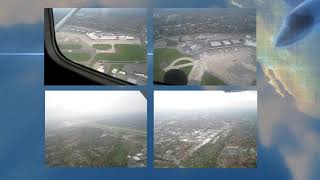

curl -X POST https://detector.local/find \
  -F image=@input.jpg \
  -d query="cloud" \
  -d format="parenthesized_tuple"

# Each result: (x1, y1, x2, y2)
(259, 65, 320, 180)
(281, 130, 320, 180)
(45, 91, 146, 123)
(0, 0, 147, 26)
(155, 91, 257, 112)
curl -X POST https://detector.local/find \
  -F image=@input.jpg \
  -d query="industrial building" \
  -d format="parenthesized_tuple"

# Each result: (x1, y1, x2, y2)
(86, 32, 99, 40)
(190, 44, 201, 52)
(118, 35, 126, 40)
(195, 35, 207, 40)
(231, 39, 241, 44)
(222, 146, 240, 156)
(99, 33, 117, 40)
(86, 32, 136, 40)
(222, 40, 231, 45)
(126, 36, 135, 40)
(210, 41, 222, 47)
(244, 34, 256, 47)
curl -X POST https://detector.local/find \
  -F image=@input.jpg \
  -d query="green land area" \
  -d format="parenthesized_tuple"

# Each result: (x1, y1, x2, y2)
(92, 44, 112, 50)
(154, 48, 191, 82)
(58, 44, 82, 49)
(180, 66, 193, 77)
(95, 44, 146, 62)
(62, 52, 91, 61)
(174, 60, 193, 66)
(46, 118, 147, 167)
(201, 72, 226, 85)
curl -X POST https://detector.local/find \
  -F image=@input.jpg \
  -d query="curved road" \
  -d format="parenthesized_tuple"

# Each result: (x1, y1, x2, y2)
(163, 57, 195, 72)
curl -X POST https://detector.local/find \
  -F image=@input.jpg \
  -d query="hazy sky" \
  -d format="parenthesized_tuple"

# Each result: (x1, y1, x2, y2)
(45, 91, 146, 123)
(154, 91, 257, 112)
(53, 8, 147, 16)
(0, 1, 147, 26)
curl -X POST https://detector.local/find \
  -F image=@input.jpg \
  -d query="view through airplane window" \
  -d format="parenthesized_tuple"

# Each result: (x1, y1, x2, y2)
(53, 8, 147, 85)
(153, 8, 256, 85)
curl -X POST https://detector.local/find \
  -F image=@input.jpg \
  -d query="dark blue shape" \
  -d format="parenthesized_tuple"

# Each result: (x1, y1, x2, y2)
(275, 0, 320, 47)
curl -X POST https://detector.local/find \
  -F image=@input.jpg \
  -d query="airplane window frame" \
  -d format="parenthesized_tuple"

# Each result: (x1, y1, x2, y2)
(45, 8, 135, 85)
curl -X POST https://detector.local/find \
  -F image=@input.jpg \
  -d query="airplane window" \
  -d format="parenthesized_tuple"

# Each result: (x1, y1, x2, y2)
(53, 8, 147, 85)
(153, 8, 256, 86)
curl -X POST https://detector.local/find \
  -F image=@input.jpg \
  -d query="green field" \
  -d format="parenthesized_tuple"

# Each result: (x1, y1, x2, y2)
(95, 44, 146, 62)
(46, 125, 146, 167)
(154, 48, 189, 82)
(103, 142, 129, 167)
(166, 39, 178, 46)
(62, 52, 91, 62)
(201, 72, 226, 85)
(58, 44, 82, 49)
(92, 44, 112, 50)
(180, 65, 193, 76)
(174, 60, 193, 66)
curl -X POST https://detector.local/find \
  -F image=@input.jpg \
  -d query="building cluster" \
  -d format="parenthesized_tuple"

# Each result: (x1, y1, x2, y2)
(154, 10, 256, 40)
(155, 115, 234, 162)
(86, 31, 136, 40)
(60, 24, 145, 44)
(244, 34, 256, 47)
(177, 34, 256, 56)
(111, 68, 147, 79)
(127, 145, 147, 167)
(107, 63, 147, 85)
(222, 146, 240, 156)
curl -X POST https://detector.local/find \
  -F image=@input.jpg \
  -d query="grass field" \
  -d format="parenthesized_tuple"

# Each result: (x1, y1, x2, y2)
(62, 52, 91, 62)
(201, 72, 226, 85)
(180, 66, 193, 77)
(154, 48, 189, 82)
(58, 44, 82, 49)
(92, 44, 112, 50)
(95, 44, 146, 62)
(104, 143, 129, 167)
(174, 60, 193, 66)
(166, 39, 178, 46)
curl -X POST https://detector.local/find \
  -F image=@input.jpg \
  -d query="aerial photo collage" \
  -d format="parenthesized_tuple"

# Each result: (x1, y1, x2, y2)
(44, 7, 257, 168)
